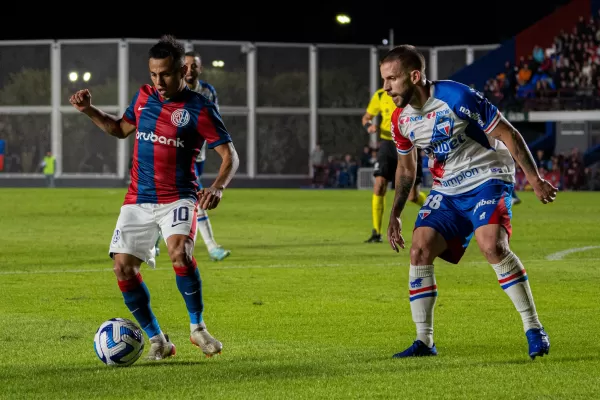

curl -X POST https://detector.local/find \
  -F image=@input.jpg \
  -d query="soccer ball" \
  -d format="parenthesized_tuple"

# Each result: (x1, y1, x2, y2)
(93, 318, 145, 367)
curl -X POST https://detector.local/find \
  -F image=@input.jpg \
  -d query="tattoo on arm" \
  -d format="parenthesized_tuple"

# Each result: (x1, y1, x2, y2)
(391, 173, 416, 218)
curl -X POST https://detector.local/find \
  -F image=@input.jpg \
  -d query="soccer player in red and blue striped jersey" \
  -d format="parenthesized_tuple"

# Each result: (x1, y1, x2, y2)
(69, 35, 239, 361)
(152, 51, 231, 262)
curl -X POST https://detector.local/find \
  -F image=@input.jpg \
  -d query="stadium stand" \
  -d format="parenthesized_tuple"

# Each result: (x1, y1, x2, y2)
(483, 5, 600, 111)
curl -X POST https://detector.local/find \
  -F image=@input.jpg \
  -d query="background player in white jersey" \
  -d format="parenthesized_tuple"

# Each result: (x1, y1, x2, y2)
(381, 45, 557, 360)
(153, 51, 231, 262)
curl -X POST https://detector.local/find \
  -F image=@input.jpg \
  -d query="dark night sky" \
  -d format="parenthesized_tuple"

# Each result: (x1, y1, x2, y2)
(4, 1, 572, 46)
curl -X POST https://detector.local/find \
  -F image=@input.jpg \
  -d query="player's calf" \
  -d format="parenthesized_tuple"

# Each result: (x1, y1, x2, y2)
(114, 256, 165, 348)
(486, 246, 547, 359)
(173, 258, 204, 328)
(489, 250, 543, 331)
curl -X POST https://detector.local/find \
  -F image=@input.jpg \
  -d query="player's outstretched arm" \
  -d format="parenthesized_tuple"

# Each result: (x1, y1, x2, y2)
(198, 142, 239, 210)
(489, 118, 557, 204)
(69, 89, 135, 139)
(387, 149, 417, 252)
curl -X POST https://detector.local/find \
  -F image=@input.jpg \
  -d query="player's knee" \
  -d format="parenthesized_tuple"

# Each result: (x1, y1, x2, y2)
(113, 258, 138, 280)
(410, 243, 435, 265)
(168, 247, 189, 265)
(479, 240, 510, 263)
(166, 233, 195, 263)
(168, 240, 194, 266)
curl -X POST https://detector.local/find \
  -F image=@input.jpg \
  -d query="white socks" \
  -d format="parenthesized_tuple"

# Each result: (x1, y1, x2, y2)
(491, 251, 542, 332)
(406, 252, 541, 349)
(408, 264, 437, 348)
(196, 208, 217, 251)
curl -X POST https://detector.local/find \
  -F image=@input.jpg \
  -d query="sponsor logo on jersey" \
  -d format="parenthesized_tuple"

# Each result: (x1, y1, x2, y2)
(422, 113, 462, 163)
(459, 106, 485, 128)
(399, 115, 423, 124)
(423, 132, 467, 159)
(426, 108, 451, 119)
(473, 198, 497, 214)
(439, 167, 479, 188)
(136, 131, 184, 148)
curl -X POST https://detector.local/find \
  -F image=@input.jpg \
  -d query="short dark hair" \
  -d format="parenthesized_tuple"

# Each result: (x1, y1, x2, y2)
(148, 35, 185, 68)
(380, 45, 426, 74)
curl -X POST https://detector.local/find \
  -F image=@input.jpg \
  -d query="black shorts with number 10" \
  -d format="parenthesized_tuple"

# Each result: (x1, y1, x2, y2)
(373, 139, 423, 185)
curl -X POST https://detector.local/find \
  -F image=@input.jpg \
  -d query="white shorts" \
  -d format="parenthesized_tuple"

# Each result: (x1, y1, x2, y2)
(109, 199, 198, 265)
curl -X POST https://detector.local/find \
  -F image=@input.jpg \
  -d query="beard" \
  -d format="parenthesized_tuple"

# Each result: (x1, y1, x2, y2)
(396, 85, 415, 108)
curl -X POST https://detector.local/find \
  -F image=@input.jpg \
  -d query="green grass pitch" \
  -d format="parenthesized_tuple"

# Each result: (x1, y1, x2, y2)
(0, 188, 599, 399)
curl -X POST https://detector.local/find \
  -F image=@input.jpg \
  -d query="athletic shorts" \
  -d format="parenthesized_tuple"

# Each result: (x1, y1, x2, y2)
(109, 199, 198, 265)
(374, 139, 423, 185)
(414, 179, 513, 264)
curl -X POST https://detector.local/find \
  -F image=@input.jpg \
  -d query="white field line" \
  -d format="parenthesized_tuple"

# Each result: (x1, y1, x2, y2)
(1, 257, 600, 275)
(545, 246, 600, 261)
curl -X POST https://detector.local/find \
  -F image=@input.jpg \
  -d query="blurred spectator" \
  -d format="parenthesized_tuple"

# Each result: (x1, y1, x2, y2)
(517, 63, 532, 86)
(338, 154, 358, 188)
(535, 149, 549, 170)
(565, 158, 585, 190)
(485, 13, 600, 111)
(40, 151, 56, 188)
(360, 146, 372, 167)
(533, 45, 545, 63)
(546, 163, 562, 189)
(325, 155, 339, 188)
(310, 144, 325, 188)
(368, 148, 377, 167)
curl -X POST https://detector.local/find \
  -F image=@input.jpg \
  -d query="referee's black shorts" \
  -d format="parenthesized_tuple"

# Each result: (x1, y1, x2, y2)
(373, 139, 423, 185)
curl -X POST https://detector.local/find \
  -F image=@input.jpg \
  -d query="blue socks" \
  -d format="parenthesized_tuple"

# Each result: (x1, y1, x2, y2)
(118, 273, 162, 338)
(173, 258, 204, 325)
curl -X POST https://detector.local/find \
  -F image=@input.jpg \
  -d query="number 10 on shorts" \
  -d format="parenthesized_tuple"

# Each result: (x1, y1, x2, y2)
(172, 207, 190, 227)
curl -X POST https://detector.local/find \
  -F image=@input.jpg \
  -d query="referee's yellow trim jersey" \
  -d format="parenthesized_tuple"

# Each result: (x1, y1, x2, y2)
(366, 88, 397, 141)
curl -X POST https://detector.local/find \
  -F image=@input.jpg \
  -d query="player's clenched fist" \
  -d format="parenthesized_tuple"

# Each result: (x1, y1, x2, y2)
(69, 89, 92, 112)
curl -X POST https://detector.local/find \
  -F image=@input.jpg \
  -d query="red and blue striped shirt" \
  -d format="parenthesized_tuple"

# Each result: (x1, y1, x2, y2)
(122, 84, 232, 205)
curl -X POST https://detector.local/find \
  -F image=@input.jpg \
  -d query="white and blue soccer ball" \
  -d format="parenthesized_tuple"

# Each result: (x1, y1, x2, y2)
(93, 318, 145, 367)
